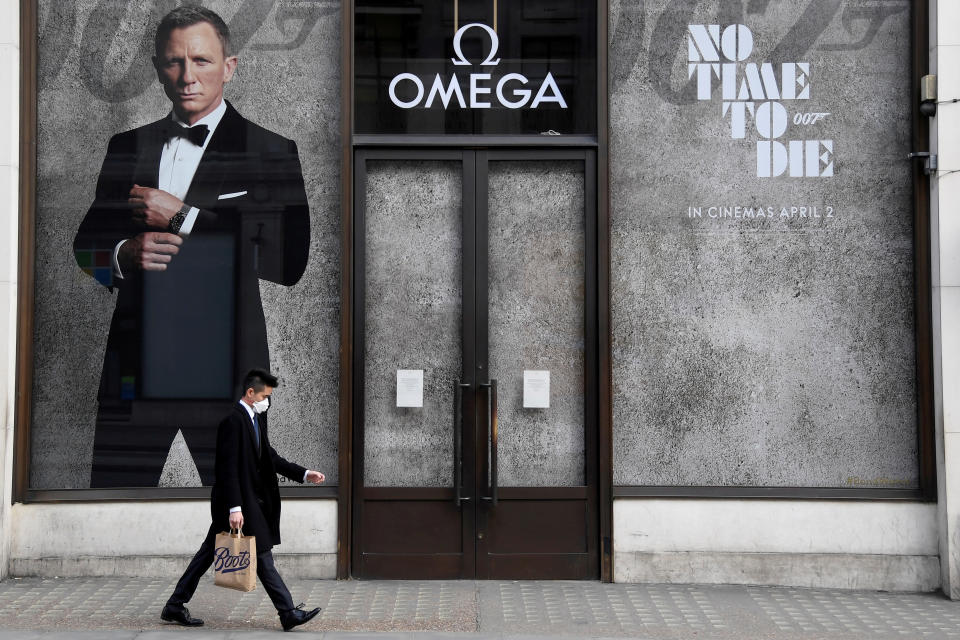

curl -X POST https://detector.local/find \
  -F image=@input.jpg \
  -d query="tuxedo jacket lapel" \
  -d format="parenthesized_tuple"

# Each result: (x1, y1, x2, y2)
(133, 121, 167, 189)
(184, 102, 245, 208)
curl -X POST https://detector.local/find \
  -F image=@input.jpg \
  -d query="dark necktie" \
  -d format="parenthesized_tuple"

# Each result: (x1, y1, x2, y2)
(162, 121, 209, 147)
(252, 414, 261, 454)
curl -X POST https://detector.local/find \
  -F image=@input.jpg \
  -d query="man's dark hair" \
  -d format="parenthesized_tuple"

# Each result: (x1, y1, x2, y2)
(155, 6, 232, 58)
(243, 369, 279, 394)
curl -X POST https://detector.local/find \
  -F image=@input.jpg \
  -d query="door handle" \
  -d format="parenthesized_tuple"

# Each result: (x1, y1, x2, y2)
(453, 379, 471, 508)
(480, 379, 498, 506)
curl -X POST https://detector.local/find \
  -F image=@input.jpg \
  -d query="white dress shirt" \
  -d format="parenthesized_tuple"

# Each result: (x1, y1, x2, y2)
(231, 400, 309, 513)
(112, 100, 228, 278)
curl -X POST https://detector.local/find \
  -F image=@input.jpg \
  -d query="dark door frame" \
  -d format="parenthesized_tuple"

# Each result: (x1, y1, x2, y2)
(348, 148, 603, 579)
(336, 0, 613, 581)
(350, 148, 479, 579)
(473, 148, 600, 579)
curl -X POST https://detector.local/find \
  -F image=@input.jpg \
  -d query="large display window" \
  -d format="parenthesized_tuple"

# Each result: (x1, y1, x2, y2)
(20, 0, 341, 493)
(607, 0, 933, 496)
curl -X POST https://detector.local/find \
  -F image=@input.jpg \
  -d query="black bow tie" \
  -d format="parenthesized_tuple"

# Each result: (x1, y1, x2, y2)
(162, 121, 210, 147)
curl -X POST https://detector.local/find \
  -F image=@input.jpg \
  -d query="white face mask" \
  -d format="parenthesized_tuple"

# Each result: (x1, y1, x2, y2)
(252, 398, 270, 414)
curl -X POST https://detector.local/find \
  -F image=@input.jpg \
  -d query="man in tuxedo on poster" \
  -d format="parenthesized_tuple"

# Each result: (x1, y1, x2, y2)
(73, 6, 311, 488)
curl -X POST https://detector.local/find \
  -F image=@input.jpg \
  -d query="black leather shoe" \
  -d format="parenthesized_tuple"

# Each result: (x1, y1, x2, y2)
(280, 603, 321, 631)
(161, 603, 204, 627)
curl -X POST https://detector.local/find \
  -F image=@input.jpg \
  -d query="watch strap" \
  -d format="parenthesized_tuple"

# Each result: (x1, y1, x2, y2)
(168, 204, 190, 234)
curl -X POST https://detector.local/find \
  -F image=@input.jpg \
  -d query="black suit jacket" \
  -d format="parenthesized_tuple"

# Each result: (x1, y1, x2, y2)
(74, 102, 310, 404)
(212, 404, 306, 549)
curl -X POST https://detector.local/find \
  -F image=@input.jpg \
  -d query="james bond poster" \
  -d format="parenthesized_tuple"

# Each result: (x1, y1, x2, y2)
(32, 0, 341, 489)
(610, 0, 919, 489)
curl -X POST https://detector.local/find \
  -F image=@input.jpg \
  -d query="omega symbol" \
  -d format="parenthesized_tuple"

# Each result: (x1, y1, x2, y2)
(451, 23, 501, 66)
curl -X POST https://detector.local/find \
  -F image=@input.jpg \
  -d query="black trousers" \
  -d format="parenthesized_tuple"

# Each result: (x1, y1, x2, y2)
(90, 400, 234, 488)
(168, 523, 295, 614)
(90, 422, 217, 488)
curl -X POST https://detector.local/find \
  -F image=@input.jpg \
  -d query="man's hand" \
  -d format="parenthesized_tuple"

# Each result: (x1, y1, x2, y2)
(305, 470, 325, 484)
(129, 184, 184, 229)
(117, 232, 182, 272)
(229, 511, 244, 530)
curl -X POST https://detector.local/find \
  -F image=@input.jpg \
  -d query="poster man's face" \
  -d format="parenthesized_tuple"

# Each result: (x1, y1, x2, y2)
(154, 22, 237, 125)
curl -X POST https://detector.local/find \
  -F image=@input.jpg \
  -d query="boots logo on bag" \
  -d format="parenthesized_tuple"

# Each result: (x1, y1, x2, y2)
(214, 547, 252, 573)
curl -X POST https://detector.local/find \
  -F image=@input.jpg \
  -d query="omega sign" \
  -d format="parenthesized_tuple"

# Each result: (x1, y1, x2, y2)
(388, 23, 568, 110)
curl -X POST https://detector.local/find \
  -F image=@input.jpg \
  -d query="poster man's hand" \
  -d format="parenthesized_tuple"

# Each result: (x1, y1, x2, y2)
(117, 232, 182, 272)
(129, 184, 183, 229)
(305, 470, 325, 484)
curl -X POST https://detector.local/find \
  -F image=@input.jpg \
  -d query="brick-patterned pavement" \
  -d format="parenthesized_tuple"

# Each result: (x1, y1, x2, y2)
(0, 577, 959, 638)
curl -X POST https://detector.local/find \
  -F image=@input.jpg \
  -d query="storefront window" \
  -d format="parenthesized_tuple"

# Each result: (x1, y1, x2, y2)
(29, 0, 341, 491)
(609, 1, 921, 489)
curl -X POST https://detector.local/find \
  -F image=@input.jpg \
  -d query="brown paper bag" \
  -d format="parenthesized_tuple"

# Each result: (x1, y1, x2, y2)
(214, 529, 257, 592)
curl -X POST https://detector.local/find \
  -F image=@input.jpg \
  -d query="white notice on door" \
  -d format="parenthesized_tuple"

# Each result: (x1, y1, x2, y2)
(523, 370, 550, 408)
(396, 369, 424, 408)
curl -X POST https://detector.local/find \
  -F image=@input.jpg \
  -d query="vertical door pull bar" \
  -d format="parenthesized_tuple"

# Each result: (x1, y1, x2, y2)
(490, 378, 498, 506)
(453, 379, 471, 507)
(479, 380, 499, 506)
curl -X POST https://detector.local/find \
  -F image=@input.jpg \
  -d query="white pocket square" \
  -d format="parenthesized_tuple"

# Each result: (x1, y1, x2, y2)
(218, 191, 248, 200)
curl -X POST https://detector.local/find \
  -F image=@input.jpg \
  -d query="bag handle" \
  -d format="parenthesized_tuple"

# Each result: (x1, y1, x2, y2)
(229, 527, 244, 538)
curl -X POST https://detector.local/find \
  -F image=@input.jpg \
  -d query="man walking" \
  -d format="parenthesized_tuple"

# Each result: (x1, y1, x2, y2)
(161, 369, 324, 632)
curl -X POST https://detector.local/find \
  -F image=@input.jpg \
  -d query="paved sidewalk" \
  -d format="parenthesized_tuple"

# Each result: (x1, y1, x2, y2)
(0, 577, 959, 638)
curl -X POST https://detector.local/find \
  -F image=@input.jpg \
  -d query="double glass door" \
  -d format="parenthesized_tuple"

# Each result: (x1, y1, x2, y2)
(352, 149, 598, 579)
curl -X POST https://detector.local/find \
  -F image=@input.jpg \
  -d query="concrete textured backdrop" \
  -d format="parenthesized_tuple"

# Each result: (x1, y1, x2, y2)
(609, 0, 918, 487)
(31, 0, 341, 488)
(363, 161, 463, 487)
(488, 161, 585, 488)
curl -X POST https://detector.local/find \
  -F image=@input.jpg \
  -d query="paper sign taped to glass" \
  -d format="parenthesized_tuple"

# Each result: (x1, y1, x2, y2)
(397, 369, 424, 408)
(523, 370, 550, 408)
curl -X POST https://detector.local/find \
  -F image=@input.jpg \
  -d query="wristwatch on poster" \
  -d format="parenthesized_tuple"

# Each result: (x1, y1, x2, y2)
(168, 204, 191, 234)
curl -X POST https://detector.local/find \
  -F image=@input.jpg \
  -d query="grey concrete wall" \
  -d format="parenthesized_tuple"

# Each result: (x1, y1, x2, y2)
(31, 0, 341, 488)
(488, 161, 585, 487)
(610, 1, 918, 487)
(613, 498, 940, 590)
(8, 500, 337, 578)
(363, 161, 462, 487)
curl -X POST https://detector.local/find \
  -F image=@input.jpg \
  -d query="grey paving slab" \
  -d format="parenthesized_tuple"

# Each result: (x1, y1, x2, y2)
(323, 634, 417, 640)
(0, 635, 648, 640)
(138, 632, 231, 640)
(409, 634, 500, 640)
(222, 633, 324, 639)
(0, 634, 140, 639)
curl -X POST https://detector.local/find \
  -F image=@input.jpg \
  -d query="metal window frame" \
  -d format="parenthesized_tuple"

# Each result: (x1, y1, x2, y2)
(11, 0, 342, 506)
